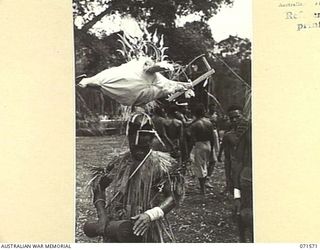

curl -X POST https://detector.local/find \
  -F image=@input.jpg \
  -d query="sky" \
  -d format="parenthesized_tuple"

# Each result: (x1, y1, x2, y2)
(75, 0, 252, 42)
(208, 0, 252, 41)
(177, 0, 252, 41)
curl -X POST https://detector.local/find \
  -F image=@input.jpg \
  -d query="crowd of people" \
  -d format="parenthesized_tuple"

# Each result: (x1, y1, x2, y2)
(74, 30, 253, 242)
(82, 101, 253, 243)
(151, 104, 218, 194)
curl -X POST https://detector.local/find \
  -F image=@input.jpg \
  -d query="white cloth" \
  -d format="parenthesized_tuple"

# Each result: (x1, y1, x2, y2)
(79, 57, 184, 106)
(190, 141, 211, 178)
(234, 188, 241, 199)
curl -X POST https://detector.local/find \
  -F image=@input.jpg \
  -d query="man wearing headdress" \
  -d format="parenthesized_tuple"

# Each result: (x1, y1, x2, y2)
(84, 112, 184, 242)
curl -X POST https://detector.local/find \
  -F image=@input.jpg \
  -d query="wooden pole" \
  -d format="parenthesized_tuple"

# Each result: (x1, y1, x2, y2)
(167, 69, 216, 102)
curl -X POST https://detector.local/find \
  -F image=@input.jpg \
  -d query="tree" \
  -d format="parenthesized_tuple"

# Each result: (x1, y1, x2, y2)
(164, 21, 215, 64)
(213, 35, 251, 60)
(73, 0, 254, 121)
(73, 0, 233, 33)
(208, 36, 252, 116)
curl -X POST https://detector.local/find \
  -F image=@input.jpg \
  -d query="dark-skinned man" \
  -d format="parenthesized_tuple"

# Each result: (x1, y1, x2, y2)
(175, 104, 193, 171)
(189, 104, 216, 195)
(227, 105, 253, 242)
(217, 129, 234, 194)
(84, 112, 184, 242)
(152, 106, 175, 153)
(164, 105, 184, 162)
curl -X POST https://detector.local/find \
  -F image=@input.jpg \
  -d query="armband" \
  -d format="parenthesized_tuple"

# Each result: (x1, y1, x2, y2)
(144, 207, 164, 221)
(234, 188, 241, 199)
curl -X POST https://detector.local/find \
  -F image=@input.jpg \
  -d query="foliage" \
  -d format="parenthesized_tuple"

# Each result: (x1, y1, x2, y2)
(164, 21, 215, 65)
(73, 0, 234, 32)
(207, 36, 251, 117)
(73, 0, 252, 118)
(74, 29, 124, 76)
(212, 35, 251, 60)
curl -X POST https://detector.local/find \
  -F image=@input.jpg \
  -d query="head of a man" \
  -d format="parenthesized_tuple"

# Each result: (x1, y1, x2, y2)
(128, 112, 155, 161)
(166, 104, 178, 118)
(153, 106, 165, 118)
(191, 103, 206, 119)
(227, 105, 244, 128)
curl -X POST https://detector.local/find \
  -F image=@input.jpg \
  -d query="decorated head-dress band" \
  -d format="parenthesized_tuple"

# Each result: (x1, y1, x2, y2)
(135, 129, 165, 146)
(126, 112, 165, 147)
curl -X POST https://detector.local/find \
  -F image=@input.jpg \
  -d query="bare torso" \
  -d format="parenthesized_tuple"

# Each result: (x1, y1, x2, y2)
(165, 118, 183, 140)
(189, 117, 214, 142)
(152, 116, 167, 138)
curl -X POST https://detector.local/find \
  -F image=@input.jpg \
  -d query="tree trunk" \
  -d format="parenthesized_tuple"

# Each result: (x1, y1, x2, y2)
(81, 6, 112, 33)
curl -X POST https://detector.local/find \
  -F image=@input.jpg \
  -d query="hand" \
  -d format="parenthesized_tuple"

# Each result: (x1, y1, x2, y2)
(77, 80, 87, 88)
(83, 220, 106, 237)
(233, 198, 241, 216)
(131, 213, 151, 236)
(96, 221, 106, 236)
(75, 74, 87, 86)
(184, 89, 195, 98)
(180, 82, 193, 90)
(175, 85, 187, 92)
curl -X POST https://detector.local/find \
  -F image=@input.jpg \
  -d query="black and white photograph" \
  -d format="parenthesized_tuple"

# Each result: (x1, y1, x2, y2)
(74, 0, 253, 243)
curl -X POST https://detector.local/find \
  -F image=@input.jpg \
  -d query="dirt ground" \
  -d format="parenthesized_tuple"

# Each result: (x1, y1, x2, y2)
(75, 135, 240, 243)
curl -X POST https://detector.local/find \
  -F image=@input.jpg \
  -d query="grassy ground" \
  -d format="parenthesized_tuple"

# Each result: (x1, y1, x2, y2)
(76, 135, 240, 243)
